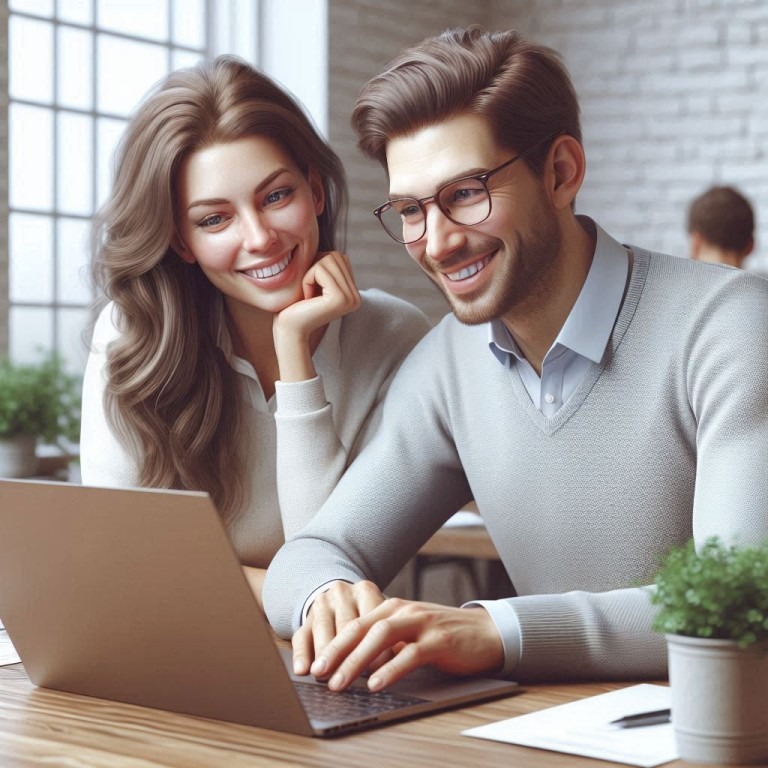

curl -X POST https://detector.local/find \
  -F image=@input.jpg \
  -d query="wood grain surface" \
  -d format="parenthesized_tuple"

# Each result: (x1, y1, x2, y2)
(0, 662, 716, 768)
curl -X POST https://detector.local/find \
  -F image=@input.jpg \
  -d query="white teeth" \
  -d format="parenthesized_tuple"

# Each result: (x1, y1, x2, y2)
(446, 254, 491, 282)
(244, 252, 293, 279)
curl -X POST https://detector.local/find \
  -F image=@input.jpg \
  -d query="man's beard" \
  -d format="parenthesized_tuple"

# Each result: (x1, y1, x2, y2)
(428, 211, 562, 326)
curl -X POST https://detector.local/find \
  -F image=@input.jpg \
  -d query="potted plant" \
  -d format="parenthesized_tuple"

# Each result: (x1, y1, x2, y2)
(652, 536, 768, 765)
(0, 353, 81, 478)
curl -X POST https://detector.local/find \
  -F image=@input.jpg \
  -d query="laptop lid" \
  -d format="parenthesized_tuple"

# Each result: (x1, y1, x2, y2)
(0, 480, 517, 736)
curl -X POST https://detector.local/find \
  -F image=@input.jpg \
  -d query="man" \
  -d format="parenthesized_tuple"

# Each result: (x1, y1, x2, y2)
(263, 26, 768, 689)
(687, 185, 756, 269)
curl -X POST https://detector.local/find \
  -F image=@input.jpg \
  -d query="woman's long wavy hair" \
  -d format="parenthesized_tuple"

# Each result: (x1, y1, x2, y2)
(90, 55, 347, 521)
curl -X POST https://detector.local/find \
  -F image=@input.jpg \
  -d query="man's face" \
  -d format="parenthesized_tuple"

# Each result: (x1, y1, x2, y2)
(385, 114, 561, 324)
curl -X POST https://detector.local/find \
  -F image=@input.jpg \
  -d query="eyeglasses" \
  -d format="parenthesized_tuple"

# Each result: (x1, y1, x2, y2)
(373, 131, 562, 244)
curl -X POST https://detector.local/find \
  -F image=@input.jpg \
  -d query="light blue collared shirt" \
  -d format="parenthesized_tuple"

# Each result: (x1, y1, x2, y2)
(488, 217, 629, 416)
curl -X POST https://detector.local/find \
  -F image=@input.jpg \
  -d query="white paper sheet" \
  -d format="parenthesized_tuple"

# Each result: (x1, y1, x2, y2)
(463, 684, 677, 768)
(0, 629, 21, 666)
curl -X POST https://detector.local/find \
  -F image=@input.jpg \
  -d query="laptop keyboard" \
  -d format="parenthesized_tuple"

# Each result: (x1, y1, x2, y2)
(294, 681, 427, 721)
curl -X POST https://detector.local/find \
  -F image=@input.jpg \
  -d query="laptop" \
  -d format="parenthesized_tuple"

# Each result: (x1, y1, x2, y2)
(0, 479, 519, 736)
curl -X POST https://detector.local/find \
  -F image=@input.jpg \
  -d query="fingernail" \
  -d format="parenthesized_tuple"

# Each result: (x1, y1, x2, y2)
(329, 672, 344, 690)
(311, 657, 327, 676)
(293, 658, 304, 674)
(368, 675, 383, 691)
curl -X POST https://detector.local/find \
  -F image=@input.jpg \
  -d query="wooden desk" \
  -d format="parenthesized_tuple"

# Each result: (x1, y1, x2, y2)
(0, 662, 691, 767)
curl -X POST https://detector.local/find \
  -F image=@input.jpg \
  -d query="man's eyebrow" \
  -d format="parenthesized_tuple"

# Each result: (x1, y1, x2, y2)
(187, 168, 291, 212)
(388, 167, 488, 200)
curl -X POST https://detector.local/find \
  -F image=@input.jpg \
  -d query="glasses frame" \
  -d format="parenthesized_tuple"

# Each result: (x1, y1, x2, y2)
(373, 131, 563, 244)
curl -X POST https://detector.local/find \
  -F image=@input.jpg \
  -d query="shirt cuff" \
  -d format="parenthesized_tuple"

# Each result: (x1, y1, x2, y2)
(462, 599, 522, 678)
(275, 376, 327, 415)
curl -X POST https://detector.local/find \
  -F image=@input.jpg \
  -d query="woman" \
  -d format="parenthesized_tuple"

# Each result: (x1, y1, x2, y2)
(80, 56, 430, 601)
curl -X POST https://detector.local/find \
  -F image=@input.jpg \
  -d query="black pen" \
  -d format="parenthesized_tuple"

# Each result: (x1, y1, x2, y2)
(610, 708, 671, 728)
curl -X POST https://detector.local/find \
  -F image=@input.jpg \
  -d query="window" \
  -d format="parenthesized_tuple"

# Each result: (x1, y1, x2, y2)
(4, 0, 324, 373)
(7, 0, 211, 372)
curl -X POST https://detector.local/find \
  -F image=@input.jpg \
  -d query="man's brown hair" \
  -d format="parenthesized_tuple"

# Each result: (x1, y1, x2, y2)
(351, 25, 581, 176)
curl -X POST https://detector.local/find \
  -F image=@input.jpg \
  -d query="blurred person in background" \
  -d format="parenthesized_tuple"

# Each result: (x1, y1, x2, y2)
(687, 185, 755, 270)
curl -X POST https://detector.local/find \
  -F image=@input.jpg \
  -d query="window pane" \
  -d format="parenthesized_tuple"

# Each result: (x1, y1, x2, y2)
(9, 0, 53, 16)
(97, 0, 169, 42)
(58, 112, 94, 216)
(10, 16, 54, 103)
(172, 0, 205, 48)
(57, 218, 93, 305)
(97, 34, 167, 116)
(9, 307, 54, 365)
(10, 104, 54, 211)
(58, 307, 92, 374)
(57, 0, 93, 25)
(58, 26, 94, 111)
(172, 49, 203, 70)
(96, 116, 128, 207)
(9, 214, 54, 303)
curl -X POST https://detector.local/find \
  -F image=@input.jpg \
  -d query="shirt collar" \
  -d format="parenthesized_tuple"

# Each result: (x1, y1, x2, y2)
(214, 294, 343, 376)
(488, 216, 629, 365)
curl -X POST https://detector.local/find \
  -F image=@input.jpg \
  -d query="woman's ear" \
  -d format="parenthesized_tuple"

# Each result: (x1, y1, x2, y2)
(172, 232, 196, 264)
(307, 168, 326, 216)
(547, 134, 586, 211)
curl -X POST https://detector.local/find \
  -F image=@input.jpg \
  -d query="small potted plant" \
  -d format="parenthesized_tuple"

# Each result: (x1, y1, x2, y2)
(0, 353, 81, 478)
(652, 536, 768, 765)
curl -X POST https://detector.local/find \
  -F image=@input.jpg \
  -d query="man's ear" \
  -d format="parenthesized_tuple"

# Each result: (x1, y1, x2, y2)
(173, 232, 196, 264)
(308, 167, 326, 216)
(547, 134, 586, 211)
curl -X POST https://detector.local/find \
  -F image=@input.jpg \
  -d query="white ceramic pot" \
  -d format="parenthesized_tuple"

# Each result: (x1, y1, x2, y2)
(667, 634, 768, 765)
(0, 435, 38, 478)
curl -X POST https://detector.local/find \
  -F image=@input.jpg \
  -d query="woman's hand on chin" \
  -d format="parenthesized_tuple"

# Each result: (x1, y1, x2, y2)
(273, 251, 361, 381)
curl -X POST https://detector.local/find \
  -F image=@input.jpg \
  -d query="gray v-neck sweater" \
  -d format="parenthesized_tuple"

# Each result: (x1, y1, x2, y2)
(264, 243, 768, 682)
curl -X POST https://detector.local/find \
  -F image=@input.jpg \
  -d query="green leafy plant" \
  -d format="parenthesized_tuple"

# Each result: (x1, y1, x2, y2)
(651, 537, 768, 648)
(0, 353, 81, 445)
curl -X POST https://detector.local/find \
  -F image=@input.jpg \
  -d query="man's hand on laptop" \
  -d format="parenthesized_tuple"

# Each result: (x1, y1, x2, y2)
(292, 580, 504, 691)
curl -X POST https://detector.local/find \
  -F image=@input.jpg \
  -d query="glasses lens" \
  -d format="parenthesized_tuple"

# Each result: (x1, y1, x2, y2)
(377, 199, 425, 244)
(437, 179, 491, 226)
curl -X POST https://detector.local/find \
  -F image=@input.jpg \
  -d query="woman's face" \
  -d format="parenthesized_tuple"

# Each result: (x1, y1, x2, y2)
(175, 136, 325, 316)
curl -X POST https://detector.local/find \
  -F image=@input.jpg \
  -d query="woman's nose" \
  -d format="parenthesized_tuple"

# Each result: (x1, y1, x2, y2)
(241, 210, 277, 252)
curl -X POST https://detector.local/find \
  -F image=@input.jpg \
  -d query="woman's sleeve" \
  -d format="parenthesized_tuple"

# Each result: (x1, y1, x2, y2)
(275, 297, 432, 540)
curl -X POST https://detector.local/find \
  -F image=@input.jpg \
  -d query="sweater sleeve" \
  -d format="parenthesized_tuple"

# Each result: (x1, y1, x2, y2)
(79, 303, 141, 488)
(274, 295, 433, 541)
(263, 331, 473, 636)
(274, 375, 347, 540)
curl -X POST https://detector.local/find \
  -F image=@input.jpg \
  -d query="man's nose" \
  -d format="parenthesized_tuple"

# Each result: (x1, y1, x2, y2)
(423, 202, 466, 263)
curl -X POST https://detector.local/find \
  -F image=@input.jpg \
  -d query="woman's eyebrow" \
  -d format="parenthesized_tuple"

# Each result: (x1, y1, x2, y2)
(187, 168, 292, 212)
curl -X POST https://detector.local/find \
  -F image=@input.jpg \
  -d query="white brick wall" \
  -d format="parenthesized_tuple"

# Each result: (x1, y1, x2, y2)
(327, 0, 768, 323)
(506, 0, 768, 272)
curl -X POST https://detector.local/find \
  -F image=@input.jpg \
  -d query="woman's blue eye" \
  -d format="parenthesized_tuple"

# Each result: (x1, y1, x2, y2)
(265, 187, 294, 205)
(199, 214, 224, 228)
